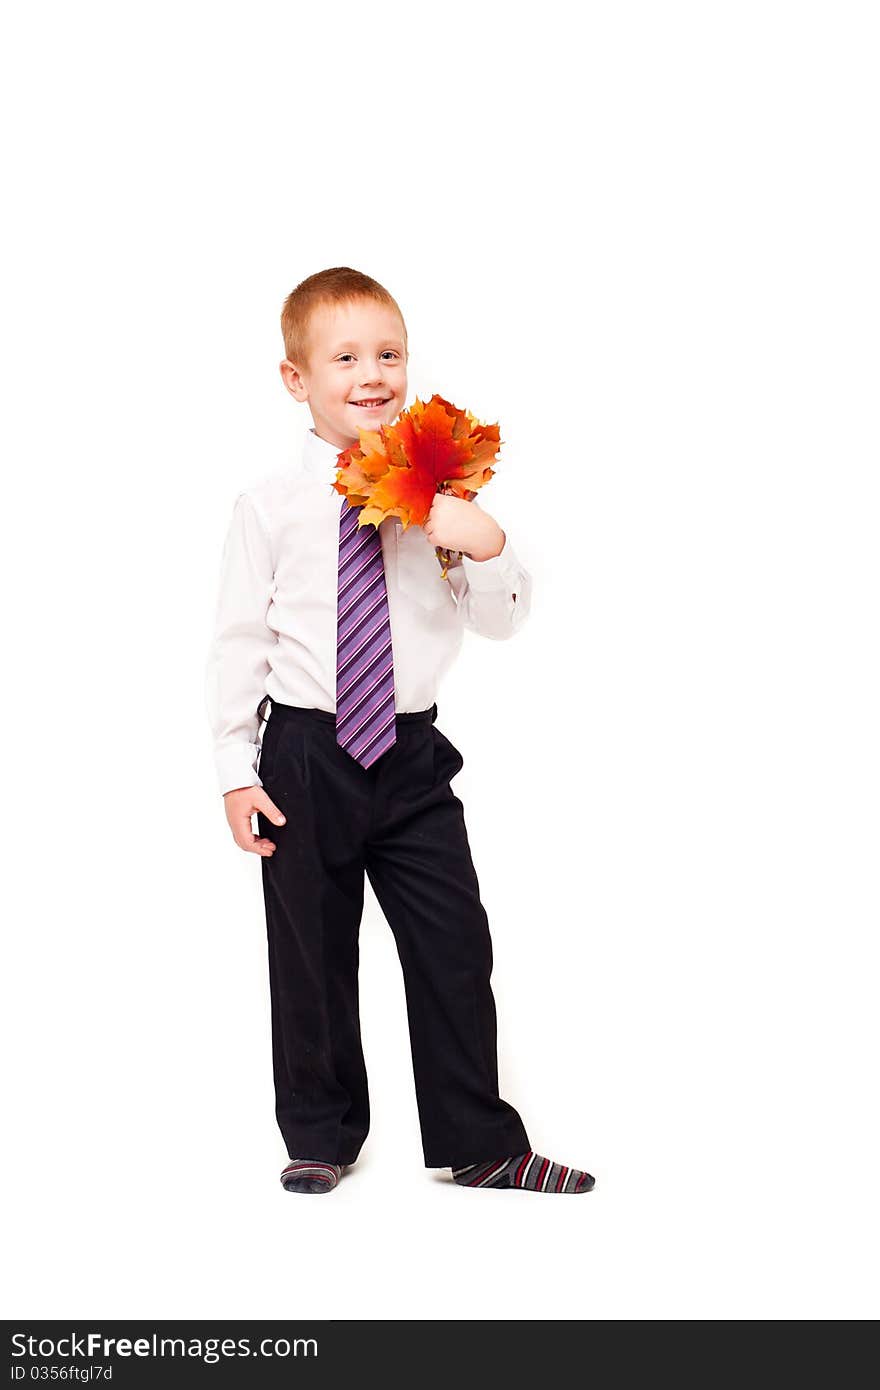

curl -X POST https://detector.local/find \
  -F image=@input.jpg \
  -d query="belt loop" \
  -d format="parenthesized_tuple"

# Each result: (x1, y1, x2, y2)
(430, 702, 438, 724)
(256, 694, 271, 726)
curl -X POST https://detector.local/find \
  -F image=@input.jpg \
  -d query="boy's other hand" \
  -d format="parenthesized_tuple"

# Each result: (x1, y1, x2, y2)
(223, 785, 286, 856)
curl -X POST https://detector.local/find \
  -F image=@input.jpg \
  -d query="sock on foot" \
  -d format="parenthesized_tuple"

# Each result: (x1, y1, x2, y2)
(452, 1151, 595, 1193)
(280, 1159, 344, 1194)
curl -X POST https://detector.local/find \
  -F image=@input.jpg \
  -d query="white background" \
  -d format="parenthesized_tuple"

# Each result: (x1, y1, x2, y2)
(2, 0, 878, 1321)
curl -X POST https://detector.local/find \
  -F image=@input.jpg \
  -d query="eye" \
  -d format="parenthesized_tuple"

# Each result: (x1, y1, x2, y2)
(336, 350, 399, 364)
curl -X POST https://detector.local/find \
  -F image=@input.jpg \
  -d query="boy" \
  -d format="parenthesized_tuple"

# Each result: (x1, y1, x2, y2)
(205, 266, 595, 1196)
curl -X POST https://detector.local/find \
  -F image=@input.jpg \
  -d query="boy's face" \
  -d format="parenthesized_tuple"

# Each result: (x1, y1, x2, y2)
(280, 299, 408, 449)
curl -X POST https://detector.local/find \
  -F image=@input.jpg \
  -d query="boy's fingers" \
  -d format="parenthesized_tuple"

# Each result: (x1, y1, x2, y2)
(250, 836, 277, 855)
(254, 791, 287, 826)
(233, 819, 276, 855)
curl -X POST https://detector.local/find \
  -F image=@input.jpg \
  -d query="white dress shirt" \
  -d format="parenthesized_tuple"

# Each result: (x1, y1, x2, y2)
(205, 427, 532, 795)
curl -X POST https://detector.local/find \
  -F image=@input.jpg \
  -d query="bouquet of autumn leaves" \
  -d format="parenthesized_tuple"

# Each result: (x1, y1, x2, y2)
(333, 394, 501, 579)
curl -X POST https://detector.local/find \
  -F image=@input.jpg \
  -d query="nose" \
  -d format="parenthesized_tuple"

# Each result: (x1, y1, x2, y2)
(360, 360, 386, 387)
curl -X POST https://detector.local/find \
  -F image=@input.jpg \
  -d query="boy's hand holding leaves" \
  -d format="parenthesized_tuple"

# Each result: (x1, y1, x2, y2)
(424, 490, 505, 563)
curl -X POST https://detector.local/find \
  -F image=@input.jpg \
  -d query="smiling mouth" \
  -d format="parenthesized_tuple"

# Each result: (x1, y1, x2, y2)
(350, 397, 392, 408)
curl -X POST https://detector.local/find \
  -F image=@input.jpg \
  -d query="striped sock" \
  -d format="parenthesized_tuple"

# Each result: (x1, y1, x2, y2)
(280, 1159, 344, 1194)
(452, 1151, 595, 1193)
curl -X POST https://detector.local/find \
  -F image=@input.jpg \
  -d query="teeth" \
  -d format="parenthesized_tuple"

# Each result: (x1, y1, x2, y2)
(353, 399, 387, 406)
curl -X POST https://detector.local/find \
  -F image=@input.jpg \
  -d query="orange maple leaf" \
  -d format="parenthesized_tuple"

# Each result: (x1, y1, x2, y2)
(333, 394, 501, 531)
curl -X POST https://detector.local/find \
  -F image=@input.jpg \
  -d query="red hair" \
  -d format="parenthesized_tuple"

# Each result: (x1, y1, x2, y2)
(281, 266, 408, 368)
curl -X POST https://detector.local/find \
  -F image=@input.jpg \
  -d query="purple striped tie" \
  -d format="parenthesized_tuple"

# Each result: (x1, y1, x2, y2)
(336, 498, 397, 768)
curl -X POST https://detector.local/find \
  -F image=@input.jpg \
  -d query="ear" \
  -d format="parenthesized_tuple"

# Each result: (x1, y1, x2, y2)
(279, 359, 308, 401)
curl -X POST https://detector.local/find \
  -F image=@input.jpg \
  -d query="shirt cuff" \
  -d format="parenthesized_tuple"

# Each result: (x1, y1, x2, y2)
(460, 532, 523, 591)
(215, 742, 261, 797)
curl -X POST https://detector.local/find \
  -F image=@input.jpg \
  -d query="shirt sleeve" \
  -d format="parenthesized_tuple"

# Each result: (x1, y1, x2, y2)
(204, 492, 277, 795)
(445, 529, 532, 640)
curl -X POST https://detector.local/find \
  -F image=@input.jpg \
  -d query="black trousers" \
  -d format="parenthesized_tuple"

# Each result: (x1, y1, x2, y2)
(255, 700, 531, 1169)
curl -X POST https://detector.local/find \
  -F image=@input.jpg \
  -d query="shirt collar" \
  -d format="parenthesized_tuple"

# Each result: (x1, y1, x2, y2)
(299, 426, 401, 526)
(302, 427, 349, 482)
